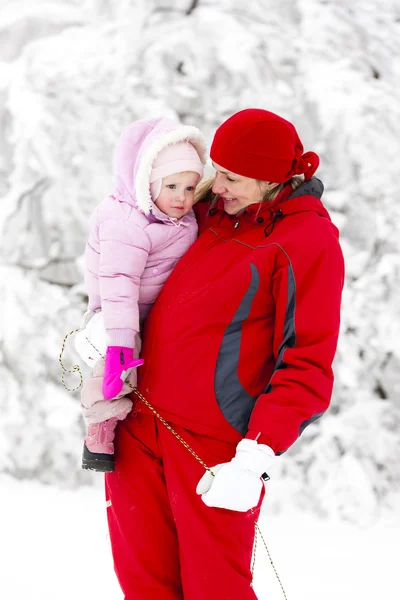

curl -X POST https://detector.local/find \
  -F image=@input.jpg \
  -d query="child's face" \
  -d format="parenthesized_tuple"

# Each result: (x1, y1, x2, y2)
(155, 171, 200, 219)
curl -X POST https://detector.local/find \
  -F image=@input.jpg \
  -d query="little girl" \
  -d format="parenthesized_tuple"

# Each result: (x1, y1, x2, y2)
(76, 117, 206, 472)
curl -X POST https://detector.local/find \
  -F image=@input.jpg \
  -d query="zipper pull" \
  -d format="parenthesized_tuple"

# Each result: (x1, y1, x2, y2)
(234, 221, 240, 229)
(120, 349, 124, 365)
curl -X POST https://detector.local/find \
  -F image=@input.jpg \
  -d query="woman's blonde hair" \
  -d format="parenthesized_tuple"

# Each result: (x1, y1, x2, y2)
(194, 174, 305, 209)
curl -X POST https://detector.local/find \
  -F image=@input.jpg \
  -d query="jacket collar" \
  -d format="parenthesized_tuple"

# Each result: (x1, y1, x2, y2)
(148, 202, 195, 227)
(212, 177, 330, 222)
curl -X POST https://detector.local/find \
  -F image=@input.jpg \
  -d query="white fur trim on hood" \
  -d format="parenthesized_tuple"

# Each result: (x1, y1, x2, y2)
(135, 125, 208, 215)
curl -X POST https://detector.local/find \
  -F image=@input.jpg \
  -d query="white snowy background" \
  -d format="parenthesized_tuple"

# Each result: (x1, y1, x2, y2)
(0, 0, 399, 598)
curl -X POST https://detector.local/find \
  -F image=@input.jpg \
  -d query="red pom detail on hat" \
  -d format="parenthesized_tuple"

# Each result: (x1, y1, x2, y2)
(210, 109, 319, 182)
(294, 151, 320, 180)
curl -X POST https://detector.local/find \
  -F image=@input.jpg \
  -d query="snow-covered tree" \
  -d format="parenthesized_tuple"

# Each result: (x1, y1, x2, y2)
(1, 0, 399, 521)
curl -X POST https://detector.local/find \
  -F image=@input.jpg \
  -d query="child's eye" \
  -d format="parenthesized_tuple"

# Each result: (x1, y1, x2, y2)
(227, 177, 236, 183)
(167, 184, 176, 189)
(186, 186, 195, 191)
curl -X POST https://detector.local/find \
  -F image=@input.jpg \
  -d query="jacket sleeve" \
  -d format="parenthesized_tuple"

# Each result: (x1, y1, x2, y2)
(98, 217, 151, 348)
(246, 235, 345, 454)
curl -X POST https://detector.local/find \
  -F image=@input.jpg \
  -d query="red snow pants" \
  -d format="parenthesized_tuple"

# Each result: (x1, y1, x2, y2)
(105, 407, 262, 600)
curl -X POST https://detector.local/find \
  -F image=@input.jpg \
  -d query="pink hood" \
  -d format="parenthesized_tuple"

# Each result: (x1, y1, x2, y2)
(113, 117, 207, 215)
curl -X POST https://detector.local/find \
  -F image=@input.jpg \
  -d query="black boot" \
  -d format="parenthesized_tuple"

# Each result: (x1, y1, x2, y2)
(81, 444, 115, 472)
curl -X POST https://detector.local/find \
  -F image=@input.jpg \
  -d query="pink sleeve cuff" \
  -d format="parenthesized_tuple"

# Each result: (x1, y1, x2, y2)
(106, 328, 137, 348)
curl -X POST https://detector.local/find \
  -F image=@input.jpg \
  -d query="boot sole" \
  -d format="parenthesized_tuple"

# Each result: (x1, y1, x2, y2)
(82, 444, 115, 473)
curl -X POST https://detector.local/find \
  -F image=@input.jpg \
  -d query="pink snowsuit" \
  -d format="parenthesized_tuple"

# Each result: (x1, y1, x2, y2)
(81, 118, 206, 422)
(85, 117, 206, 347)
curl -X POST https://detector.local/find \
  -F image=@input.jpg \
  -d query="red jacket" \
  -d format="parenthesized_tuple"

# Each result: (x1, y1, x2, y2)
(139, 179, 344, 454)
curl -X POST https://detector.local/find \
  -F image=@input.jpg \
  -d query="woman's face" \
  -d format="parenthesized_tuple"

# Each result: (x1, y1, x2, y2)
(211, 162, 276, 215)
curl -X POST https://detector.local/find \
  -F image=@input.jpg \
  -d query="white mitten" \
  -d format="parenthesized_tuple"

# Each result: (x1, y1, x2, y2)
(196, 439, 275, 512)
(75, 311, 107, 367)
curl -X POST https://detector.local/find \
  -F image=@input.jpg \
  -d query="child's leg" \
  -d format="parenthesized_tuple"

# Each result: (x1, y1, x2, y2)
(80, 358, 134, 424)
(80, 358, 134, 472)
(82, 418, 119, 472)
(80, 333, 142, 471)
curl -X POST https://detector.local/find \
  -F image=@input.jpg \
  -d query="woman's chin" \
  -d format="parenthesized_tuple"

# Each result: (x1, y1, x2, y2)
(223, 201, 239, 215)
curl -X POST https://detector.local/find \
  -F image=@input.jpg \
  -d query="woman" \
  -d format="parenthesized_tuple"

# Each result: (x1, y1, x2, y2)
(104, 109, 345, 599)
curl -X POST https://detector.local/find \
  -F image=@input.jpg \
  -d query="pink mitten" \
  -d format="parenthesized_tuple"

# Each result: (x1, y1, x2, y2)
(102, 346, 144, 400)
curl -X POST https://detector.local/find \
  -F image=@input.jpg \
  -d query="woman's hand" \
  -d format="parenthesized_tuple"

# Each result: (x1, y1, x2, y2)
(196, 439, 275, 512)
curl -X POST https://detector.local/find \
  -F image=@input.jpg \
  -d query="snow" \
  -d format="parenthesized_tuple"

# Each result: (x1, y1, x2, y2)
(1, 475, 398, 600)
(0, 0, 399, 591)
(0, 476, 120, 599)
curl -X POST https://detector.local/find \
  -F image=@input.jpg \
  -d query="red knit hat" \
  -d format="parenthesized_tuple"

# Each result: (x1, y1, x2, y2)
(210, 108, 319, 182)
